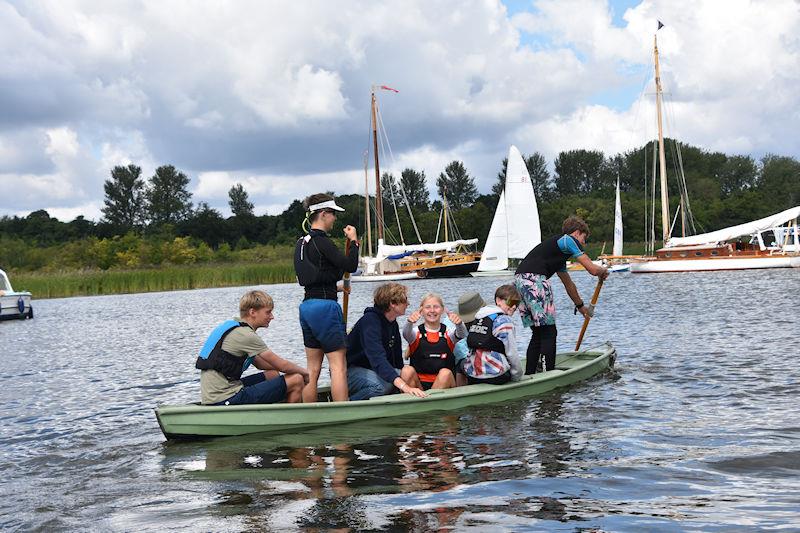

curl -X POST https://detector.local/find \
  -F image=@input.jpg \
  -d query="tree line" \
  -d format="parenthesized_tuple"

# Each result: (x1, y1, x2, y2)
(1, 139, 798, 272)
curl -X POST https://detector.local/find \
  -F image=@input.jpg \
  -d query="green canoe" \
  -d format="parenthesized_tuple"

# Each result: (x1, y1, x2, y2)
(155, 342, 616, 440)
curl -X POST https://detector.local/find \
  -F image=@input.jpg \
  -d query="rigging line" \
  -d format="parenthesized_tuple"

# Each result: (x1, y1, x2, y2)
(389, 173, 405, 245)
(373, 115, 402, 245)
(661, 92, 699, 234)
(375, 104, 423, 244)
(434, 207, 443, 244)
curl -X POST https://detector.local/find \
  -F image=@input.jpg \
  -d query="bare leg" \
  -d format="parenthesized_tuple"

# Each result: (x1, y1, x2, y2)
(285, 373, 304, 403)
(326, 348, 349, 402)
(431, 368, 456, 389)
(303, 347, 324, 403)
(455, 372, 468, 387)
(400, 365, 422, 388)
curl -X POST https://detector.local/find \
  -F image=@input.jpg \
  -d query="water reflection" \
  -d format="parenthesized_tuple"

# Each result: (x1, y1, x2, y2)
(162, 393, 582, 529)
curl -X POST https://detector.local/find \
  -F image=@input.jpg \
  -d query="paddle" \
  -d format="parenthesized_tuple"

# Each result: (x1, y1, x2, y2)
(574, 277, 604, 351)
(342, 239, 351, 329)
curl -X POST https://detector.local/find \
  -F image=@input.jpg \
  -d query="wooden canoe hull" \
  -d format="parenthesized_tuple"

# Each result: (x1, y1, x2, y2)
(155, 343, 616, 440)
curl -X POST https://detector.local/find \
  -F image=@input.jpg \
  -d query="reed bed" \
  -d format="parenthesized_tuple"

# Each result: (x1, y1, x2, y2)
(14, 262, 295, 299)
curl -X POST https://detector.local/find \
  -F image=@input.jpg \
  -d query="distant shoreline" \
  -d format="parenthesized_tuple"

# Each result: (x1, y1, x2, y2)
(12, 262, 295, 299)
(10, 241, 648, 299)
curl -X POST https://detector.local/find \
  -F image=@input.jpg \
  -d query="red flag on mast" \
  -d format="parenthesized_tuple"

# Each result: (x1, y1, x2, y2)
(379, 85, 399, 93)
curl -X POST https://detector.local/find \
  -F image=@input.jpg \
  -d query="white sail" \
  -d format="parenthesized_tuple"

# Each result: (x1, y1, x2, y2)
(666, 206, 800, 248)
(613, 178, 623, 256)
(477, 190, 509, 271)
(476, 145, 540, 272)
(505, 145, 541, 258)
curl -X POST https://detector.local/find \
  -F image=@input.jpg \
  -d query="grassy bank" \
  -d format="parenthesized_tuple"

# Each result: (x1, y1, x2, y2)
(10, 241, 652, 299)
(13, 262, 295, 299)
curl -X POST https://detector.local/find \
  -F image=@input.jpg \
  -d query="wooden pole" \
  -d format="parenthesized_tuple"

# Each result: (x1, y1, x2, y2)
(575, 277, 604, 351)
(342, 239, 352, 329)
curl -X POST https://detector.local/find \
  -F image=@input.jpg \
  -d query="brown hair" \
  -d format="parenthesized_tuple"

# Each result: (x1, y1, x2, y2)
(303, 192, 335, 223)
(562, 215, 589, 236)
(239, 290, 274, 317)
(373, 282, 409, 311)
(494, 284, 520, 305)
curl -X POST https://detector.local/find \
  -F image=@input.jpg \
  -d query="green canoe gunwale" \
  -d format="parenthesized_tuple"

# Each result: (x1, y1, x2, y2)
(155, 342, 616, 440)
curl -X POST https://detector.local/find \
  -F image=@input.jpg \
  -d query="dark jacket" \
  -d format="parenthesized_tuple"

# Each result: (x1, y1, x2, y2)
(346, 306, 402, 384)
(516, 234, 583, 279)
(294, 228, 359, 300)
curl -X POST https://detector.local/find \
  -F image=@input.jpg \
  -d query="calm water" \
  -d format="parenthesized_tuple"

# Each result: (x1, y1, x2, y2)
(1, 270, 799, 531)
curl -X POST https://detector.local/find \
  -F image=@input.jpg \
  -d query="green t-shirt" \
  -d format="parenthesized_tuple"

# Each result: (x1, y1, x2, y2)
(200, 321, 269, 405)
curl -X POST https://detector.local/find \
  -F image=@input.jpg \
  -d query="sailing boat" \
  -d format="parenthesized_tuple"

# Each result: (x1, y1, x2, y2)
(353, 86, 480, 282)
(595, 178, 633, 272)
(471, 145, 541, 277)
(630, 29, 800, 273)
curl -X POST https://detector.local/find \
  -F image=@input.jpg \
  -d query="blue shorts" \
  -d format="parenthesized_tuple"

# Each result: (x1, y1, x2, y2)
(215, 373, 287, 405)
(299, 298, 346, 352)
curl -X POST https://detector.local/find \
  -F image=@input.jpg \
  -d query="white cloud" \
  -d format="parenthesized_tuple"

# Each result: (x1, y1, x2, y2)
(1, 0, 798, 221)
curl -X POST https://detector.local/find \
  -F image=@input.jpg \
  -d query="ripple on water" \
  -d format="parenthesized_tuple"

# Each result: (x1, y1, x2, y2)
(2, 271, 800, 530)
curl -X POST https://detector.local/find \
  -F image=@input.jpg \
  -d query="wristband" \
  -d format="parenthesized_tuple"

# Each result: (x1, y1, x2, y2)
(576, 302, 584, 308)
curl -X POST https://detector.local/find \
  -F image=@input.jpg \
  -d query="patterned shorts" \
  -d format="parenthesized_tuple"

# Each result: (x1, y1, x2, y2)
(514, 273, 556, 328)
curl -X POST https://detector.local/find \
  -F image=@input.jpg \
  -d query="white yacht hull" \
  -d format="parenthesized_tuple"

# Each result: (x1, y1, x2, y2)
(470, 269, 515, 277)
(350, 272, 422, 283)
(630, 255, 796, 273)
(0, 292, 33, 320)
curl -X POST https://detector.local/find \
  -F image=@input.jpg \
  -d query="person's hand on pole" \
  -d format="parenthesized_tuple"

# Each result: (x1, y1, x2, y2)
(343, 225, 358, 242)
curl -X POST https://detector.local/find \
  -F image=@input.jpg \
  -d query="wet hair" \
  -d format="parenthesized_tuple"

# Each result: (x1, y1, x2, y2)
(495, 284, 520, 305)
(239, 290, 274, 317)
(303, 192, 335, 223)
(373, 282, 409, 311)
(419, 292, 444, 309)
(562, 215, 589, 236)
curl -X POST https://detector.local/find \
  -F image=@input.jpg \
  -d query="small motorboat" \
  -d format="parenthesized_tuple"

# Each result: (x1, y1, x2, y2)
(0, 268, 33, 321)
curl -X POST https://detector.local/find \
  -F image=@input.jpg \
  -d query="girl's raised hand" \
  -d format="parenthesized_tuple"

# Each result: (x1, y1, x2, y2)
(446, 309, 462, 324)
(407, 307, 423, 323)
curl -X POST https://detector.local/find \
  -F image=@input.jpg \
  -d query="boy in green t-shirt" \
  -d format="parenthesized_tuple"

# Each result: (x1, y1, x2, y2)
(198, 290, 309, 405)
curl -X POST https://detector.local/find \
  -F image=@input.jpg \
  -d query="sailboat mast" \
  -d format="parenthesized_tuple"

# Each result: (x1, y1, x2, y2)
(654, 34, 670, 245)
(371, 89, 384, 242)
(363, 150, 373, 256)
(443, 188, 449, 242)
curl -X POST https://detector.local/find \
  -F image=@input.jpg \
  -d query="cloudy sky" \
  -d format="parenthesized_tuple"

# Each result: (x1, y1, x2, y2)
(1, 0, 798, 221)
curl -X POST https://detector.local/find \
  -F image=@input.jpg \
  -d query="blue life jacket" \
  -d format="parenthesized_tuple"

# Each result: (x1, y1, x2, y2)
(195, 320, 255, 381)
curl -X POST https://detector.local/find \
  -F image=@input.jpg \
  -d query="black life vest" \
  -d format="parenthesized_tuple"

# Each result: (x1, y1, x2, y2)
(195, 320, 252, 381)
(466, 313, 506, 354)
(294, 233, 323, 286)
(516, 234, 584, 279)
(408, 324, 456, 379)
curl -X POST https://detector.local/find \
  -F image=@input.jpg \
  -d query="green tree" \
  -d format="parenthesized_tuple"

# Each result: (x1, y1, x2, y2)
(380, 171, 399, 208)
(181, 202, 226, 248)
(102, 164, 145, 229)
(145, 165, 193, 226)
(399, 168, 430, 209)
(553, 149, 606, 197)
(436, 160, 477, 210)
(758, 154, 800, 211)
(228, 183, 255, 217)
(717, 155, 757, 197)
